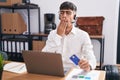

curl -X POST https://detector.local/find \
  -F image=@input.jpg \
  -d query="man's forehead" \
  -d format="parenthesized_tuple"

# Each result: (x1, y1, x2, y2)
(60, 9, 73, 12)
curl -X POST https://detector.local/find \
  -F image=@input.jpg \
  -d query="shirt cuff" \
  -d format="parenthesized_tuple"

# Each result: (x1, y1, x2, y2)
(89, 62, 96, 70)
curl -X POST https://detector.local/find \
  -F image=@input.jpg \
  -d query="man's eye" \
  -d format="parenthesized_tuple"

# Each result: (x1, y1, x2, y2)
(60, 12, 64, 14)
(66, 11, 72, 15)
(59, 11, 73, 15)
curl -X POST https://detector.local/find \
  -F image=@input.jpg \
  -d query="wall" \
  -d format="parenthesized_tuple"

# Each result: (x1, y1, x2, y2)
(29, 0, 119, 64)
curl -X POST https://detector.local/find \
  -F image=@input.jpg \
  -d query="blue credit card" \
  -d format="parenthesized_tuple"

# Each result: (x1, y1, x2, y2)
(70, 54, 80, 65)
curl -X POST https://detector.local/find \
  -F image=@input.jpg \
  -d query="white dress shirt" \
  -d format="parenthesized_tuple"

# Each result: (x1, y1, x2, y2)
(42, 25, 96, 69)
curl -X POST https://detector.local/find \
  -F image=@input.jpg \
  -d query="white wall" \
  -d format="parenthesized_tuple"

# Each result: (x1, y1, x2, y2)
(29, 0, 119, 64)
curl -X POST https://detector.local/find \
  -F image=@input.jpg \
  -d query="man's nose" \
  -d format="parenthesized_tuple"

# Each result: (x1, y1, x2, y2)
(62, 12, 68, 16)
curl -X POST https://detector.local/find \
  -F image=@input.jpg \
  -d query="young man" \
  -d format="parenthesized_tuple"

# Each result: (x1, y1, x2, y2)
(42, 1, 96, 71)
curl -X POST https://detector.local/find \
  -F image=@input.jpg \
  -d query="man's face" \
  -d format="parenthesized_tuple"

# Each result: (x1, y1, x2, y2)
(59, 9, 76, 24)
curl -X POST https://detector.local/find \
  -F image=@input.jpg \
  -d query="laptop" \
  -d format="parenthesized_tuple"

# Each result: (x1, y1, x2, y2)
(22, 50, 70, 77)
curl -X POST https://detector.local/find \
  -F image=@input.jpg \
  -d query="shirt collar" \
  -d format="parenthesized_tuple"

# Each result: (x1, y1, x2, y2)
(70, 25, 76, 35)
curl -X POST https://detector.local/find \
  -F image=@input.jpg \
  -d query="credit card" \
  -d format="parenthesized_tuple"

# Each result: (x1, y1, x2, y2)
(70, 54, 80, 65)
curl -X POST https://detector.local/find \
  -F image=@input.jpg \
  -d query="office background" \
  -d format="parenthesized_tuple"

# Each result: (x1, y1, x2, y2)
(18, 0, 119, 65)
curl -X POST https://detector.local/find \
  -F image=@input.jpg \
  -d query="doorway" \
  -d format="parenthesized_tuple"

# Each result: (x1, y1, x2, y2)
(117, 2, 120, 64)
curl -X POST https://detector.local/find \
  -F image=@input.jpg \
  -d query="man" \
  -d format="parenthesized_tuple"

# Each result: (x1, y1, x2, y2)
(42, 1, 96, 71)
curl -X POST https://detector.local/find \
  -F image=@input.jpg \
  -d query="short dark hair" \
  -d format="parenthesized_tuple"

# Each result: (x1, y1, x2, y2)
(60, 1, 77, 12)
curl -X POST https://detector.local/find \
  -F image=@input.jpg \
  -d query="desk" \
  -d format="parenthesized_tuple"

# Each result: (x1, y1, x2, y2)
(2, 70, 105, 80)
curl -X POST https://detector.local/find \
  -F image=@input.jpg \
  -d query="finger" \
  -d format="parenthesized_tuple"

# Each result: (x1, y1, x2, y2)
(79, 59, 86, 65)
(83, 66, 90, 71)
(79, 60, 89, 68)
(57, 21, 68, 36)
(82, 64, 89, 69)
(59, 21, 68, 30)
(78, 59, 91, 71)
(79, 62, 89, 71)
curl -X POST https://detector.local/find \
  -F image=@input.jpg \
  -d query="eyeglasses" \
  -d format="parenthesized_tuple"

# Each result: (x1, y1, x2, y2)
(59, 10, 73, 16)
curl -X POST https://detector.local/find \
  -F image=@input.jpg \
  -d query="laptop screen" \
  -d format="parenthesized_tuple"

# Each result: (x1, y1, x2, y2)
(22, 50, 70, 77)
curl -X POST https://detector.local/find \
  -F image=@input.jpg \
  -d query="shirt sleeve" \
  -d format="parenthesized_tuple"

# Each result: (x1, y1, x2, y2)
(42, 30, 62, 53)
(81, 33, 97, 69)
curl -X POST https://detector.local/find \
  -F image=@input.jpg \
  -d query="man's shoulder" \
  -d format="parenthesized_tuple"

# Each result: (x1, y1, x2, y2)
(75, 27, 89, 35)
(49, 29, 57, 34)
(47, 29, 57, 37)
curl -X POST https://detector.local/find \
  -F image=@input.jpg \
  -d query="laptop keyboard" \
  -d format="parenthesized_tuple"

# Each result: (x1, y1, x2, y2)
(64, 67, 71, 75)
